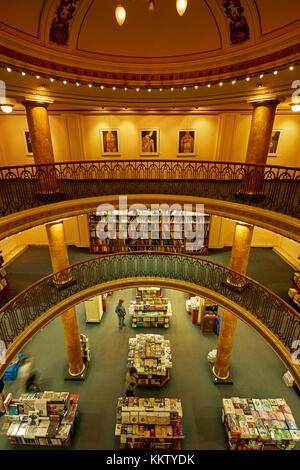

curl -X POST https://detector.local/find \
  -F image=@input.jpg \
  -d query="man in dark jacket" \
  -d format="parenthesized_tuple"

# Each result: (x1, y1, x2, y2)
(115, 298, 126, 329)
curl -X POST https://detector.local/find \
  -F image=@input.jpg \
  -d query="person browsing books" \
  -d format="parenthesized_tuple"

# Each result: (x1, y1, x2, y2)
(125, 367, 139, 397)
(115, 298, 127, 329)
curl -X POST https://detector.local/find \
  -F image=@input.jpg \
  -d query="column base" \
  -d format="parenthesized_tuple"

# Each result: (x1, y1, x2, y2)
(208, 361, 233, 384)
(222, 279, 248, 293)
(35, 190, 65, 202)
(50, 278, 77, 290)
(64, 359, 89, 381)
(236, 190, 266, 202)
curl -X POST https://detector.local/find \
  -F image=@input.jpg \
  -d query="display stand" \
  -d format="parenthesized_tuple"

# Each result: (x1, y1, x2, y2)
(84, 295, 103, 323)
(115, 397, 184, 449)
(127, 334, 172, 387)
(288, 261, 300, 308)
(200, 302, 218, 333)
(3, 392, 79, 447)
(136, 287, 162, 299)
(129, 298, 172, 328)
(222, 397, 300, 450)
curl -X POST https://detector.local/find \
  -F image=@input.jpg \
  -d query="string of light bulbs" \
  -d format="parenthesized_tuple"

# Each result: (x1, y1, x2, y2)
(115, 0, 188, 26)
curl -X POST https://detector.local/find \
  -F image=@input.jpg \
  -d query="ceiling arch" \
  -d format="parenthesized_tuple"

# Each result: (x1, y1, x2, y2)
(0, 0, 299, 90)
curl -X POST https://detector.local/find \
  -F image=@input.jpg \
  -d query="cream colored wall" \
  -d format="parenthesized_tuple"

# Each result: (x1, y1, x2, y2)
(1, 111, 300, 166)
(80, 114, 219, 160)
(273, 235, 300, 269)
(209, 216, 276, 249)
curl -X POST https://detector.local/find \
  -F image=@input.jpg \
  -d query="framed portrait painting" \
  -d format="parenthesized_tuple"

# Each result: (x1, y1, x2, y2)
(268, 129, 282, 157)
(23, 130, 33, 156)
(140, 129, 159, 155)
(177, 130, 197, 156)
(100, 129, 120, 155)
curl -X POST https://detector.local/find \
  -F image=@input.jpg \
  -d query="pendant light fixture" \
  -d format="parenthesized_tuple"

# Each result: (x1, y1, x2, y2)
(176, 0, 188, 16)
(115, 1, 126, 26)
(148, 0, 155, 11)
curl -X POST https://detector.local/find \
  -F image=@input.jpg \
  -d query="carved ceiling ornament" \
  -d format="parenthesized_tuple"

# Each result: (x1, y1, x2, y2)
(49, 0, 81, 46)
(221, 0, 250, 45)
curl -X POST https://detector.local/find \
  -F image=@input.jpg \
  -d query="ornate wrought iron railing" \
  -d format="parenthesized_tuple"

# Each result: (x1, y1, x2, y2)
(0, 252, 299, 383)
(0, 160, 299, 218)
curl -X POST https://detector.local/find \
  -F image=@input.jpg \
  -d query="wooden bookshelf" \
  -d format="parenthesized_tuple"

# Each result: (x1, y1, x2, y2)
(88, 210, 210, 254)
(0, 252, 10, 303)
(127, 334, 172, 388)
(115, 397, 184, 449)
(200, 301, 218, 333)
(136, 287, 162, 299)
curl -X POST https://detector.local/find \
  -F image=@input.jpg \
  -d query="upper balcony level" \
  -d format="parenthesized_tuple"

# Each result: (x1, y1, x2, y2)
(0, 159, 299, 242)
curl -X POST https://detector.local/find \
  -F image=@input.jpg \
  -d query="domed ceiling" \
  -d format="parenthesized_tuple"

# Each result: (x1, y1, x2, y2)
(0, 0, 299, 106)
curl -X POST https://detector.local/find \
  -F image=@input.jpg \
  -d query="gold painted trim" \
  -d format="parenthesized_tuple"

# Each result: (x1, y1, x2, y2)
(0, 194, 299, 243)
(68, 362, 85, 377)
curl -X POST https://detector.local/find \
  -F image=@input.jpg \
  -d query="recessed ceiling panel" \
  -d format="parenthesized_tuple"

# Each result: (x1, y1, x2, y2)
(255, 0, 300, 35)
(77, 0, 221, 59)
(0, 0, 45, 37)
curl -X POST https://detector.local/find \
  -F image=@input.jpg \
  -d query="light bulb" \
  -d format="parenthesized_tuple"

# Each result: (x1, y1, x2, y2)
(219, 82, 223, 86)
(148, 0, 155, 11)
(260, 74, 264, 78)
(88, 84, 92, 88)
(176, 0, 188, 16)
(289, 66, 294, 71)
(207, 84, 211, 88)
(273, 70, 278, 75)
(36, 75, 40, 79)
(194, 85, 198, 89)
(291, 104, 300, 112)
(232, 80, 236, 84)
(246, 77, 250, 81)
(115, 2, 126, 26)
(76, 82, 80, 86)
(63, 80, 67, 84)
(21, 72, 26, 76)
(7, 67, 11, 72)
(1, 104, 13, 113)
(50, 78, 54, 82)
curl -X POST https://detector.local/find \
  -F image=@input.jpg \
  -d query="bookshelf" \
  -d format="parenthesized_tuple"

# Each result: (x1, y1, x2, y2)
(129, 297, 172, 328)
(3, 391, 79, 447)
(222, 397, 300, 450)
(88, 209, 211, 254)
(0, 252, 10, 303)
(115, 396, 184, 449)
(127, 334, 172, 387)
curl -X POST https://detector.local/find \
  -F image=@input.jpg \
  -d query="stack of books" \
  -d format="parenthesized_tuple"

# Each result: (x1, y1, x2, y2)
(129, 298, 172, 328)
(3, 392, 79, 447)
(222, 397, 300, 450)
(115, 397, 184, 450)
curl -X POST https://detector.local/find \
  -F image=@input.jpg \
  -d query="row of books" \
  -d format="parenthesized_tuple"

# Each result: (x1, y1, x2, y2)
(117, 396, 182, 414)
(115, 423, 184, 439)
(222, 397, 300, 451)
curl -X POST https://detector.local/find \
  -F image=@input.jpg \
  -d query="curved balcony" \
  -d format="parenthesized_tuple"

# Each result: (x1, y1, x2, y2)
(0, 252, 299, 386)
(0, 160, 299, 239)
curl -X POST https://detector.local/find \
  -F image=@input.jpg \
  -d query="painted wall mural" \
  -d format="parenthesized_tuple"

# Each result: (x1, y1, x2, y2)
(221, 0, 250, 45)
(49, 0, 81, 46)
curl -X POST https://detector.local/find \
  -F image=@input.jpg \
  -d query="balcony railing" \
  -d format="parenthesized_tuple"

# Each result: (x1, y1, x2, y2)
(0, 160, 299, 219)
(0, 252, 299, 384)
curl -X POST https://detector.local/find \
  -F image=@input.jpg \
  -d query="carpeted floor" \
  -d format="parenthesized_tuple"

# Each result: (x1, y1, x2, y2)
(0, 246, 299, 450)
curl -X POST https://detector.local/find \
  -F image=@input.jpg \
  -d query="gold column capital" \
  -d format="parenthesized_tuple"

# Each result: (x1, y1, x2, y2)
(21, 98, 54, 109)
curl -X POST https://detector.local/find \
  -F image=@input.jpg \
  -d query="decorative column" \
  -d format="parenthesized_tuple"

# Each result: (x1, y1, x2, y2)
(239, 99, 279, 196)
(46, 221, 84, 378)
(22, 99, 59, 195)
(212, 221, 254, 382)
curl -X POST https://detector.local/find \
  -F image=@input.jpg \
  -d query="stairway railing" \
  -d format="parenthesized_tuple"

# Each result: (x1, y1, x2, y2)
(0, 252, 299, 384)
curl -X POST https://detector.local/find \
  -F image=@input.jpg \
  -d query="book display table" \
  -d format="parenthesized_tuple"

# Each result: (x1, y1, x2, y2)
(222, 397, 300, 450)
(129, 297, 172, 328)
(136, 287, 162, 300)
(115, 397, 184, 449)
(127, 334, 172, 387)
(3, 391, 79, 447)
